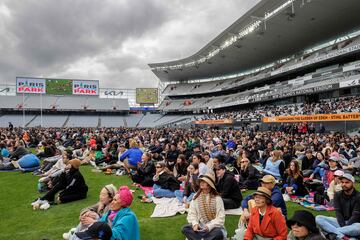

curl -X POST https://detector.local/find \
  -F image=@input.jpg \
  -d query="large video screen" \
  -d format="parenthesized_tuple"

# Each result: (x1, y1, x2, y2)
(136, 88, 158, 104)
(45, 79, 73, 95)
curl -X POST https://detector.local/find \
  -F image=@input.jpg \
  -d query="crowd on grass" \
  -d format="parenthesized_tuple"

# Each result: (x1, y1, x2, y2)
(201, 96, 360, 121)
(1, 125, 360, 240)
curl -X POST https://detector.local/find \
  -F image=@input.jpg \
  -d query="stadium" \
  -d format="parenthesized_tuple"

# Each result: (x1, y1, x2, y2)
(1, 0, 360, 239)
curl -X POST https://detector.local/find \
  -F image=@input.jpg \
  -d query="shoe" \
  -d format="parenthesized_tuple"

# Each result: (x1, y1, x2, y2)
(62, 233, 70, 240)
(40, 201, 50, 210)
(63, 228, 76, 239)
(31, 198, 44, 210)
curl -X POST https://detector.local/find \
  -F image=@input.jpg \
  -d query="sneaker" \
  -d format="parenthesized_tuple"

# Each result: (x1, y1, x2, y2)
(327, 233, 338, 240)
(31, 198, 44, 210)
(40, 200, 50, 210)
(62, 233, 70, 240)
(63, 228, 76, 240)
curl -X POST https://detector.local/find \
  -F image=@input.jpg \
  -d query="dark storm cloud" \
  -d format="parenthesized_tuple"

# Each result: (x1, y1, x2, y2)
(0, 0, 260, 88)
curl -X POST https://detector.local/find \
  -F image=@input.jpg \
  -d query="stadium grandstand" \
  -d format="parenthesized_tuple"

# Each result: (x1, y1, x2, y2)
(0, 0, 359, 132)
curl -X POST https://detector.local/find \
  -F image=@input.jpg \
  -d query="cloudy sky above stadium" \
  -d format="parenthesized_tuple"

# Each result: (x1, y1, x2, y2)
(0, 0, 259, 89)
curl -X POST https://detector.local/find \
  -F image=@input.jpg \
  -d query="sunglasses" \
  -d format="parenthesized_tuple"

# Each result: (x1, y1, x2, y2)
(291, 222, 304, 227)
(156, 166, 162, 168)
(240, 161, 248, 163)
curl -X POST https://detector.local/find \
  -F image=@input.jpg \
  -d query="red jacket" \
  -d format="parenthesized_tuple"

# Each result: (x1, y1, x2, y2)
(244, 205, 287, 240)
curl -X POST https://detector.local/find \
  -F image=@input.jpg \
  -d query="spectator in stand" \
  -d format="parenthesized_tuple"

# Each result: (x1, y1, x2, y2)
(215, 164, 242, 209)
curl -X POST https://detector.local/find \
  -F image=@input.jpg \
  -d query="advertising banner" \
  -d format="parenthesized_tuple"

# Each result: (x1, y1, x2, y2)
(99, 89, 124, 98)
(0, 86, 16, 96)
(194, 119, 233, 125)
(263, 113, 360, 123)
(72, 80, 99, 95)
(16, 77, 46, 94)
(339, 78, 360, 88)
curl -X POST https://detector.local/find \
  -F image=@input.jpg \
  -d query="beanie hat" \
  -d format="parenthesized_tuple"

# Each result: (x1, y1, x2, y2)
(117, 186, 133, 208)
(68, 159, 81, 169)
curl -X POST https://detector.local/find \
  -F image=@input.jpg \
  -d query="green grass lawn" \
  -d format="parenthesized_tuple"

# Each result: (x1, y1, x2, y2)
(0, 166, 340, 240)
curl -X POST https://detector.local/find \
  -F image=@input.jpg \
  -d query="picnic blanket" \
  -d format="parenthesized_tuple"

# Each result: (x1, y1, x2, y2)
(150, 196, 243, 218)
(290, 194, 334, 211)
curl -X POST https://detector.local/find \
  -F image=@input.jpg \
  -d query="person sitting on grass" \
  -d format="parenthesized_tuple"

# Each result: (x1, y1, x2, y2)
(215, 163, 243, 210)
(326, 170, 344, 206)
(238, 156, 260, 191)
(78, 186, 140, 240)
(174, 162, 199, 207)
(282, 160, 308, 197)
(152, 162, 180, 198)
(287, 210, 325, 240)
(181, 173, 226, 240)
(316, 173, 360, 240)
(131, 152, 155, 187)
(63, 184, 117, 240)
(119, 139, 143, 174)
(240, 175, 287, 225)
(244, 186, 287, 240)
(32, 159, 88, 210)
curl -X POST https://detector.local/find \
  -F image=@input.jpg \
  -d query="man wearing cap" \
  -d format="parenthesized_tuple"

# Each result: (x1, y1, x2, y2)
(240, 175, 287, 224)
(215, 163, 242, 209)
(316, 173, 360, 240)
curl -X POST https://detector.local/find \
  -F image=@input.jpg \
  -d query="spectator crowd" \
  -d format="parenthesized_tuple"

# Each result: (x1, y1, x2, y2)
(1, 123, 360, 240)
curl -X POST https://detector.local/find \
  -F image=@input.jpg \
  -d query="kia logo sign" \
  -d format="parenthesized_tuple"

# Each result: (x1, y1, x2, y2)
(104, 90, 123, 96)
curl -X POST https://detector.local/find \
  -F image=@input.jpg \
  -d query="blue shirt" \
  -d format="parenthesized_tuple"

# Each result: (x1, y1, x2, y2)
(119, 148, 143, 166)
(1, 148, 10, 158)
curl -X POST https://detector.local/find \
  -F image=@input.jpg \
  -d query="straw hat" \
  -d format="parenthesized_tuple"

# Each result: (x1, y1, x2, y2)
(198, 173, 216, 191)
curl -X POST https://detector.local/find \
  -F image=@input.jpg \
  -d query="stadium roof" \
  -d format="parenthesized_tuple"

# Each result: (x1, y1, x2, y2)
(149, 0, 360, 82)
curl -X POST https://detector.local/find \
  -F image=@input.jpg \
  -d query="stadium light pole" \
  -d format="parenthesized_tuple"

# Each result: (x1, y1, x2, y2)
(22, 92, 25, 128)
(40, 92, 43, 128)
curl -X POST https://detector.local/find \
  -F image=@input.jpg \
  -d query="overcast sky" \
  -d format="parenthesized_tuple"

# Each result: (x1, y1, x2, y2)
(0, 0, 259, 89)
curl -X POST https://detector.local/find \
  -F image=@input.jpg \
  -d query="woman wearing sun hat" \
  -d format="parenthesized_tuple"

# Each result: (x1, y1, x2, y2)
(182, 173, 226, 240)
(287, 210, 325, 240)
(244, 186, 287, 240)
